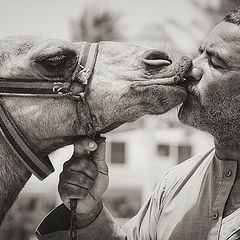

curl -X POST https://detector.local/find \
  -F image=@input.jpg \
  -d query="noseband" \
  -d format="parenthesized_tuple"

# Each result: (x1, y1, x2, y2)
(0, 42, 99, 180)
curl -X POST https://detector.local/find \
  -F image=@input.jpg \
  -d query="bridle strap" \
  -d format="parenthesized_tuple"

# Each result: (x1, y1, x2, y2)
(0, 100, 54, 180)
(0, 80, 71, 96)
(0, 42, 99, 98)
(0, 42, 99, 180)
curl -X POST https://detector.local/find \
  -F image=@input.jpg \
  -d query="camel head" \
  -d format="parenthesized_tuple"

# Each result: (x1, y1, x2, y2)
(0, 36, 192, 223)
(0, 36, 190, 157)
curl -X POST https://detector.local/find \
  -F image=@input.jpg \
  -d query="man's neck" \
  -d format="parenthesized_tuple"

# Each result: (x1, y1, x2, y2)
(215, 145, 240, 180)
(215, 148, 240, 161)
(214, 136, 240, 161)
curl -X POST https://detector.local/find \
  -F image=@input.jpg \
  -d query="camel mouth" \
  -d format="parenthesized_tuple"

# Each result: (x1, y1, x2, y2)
(144, 82, 187, 94)
(136, 76, 186, 88)
(178, 76, 198, 88)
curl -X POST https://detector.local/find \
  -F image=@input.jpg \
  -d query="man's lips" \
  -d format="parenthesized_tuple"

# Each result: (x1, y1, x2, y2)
(184, 85, 200, 100)
(178, 76, 197, 88)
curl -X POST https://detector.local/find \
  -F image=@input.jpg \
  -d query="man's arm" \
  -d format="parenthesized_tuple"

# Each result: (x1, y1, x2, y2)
(36, 174, 168, 240)
(36, 137, 168, 239)
(36, 204, 126, 240)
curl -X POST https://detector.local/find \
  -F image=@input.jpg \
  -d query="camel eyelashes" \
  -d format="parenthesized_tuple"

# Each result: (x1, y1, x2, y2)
(42, 55, 66, 67)
(36, 54, 67, 69)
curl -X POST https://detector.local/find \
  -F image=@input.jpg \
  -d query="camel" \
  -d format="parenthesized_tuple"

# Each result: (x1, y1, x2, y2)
(0, 35, 191, 224)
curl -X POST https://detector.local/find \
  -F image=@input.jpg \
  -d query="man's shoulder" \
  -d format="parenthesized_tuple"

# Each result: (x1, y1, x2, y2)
(164, 148, 215, 188)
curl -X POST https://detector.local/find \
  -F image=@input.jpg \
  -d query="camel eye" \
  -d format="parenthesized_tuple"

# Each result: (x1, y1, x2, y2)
(43, 55, 66, 67)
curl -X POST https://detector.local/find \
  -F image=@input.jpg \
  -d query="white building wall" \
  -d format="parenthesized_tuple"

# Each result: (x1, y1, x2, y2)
(104, 118, 213, 203)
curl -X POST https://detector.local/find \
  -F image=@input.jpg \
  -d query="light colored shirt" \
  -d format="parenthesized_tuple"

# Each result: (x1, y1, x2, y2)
(36, 148, 240, 240)
(220, 207, 240, 239)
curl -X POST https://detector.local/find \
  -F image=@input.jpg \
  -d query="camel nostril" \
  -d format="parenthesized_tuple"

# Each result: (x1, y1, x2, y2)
(143, 50, 172, 67)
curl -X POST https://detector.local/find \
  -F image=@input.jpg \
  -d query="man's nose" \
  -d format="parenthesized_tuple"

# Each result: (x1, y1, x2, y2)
(186, 67, 203, 82)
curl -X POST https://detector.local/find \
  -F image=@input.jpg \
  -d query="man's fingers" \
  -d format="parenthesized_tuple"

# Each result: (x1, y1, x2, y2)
(63, 137, 97, 170)
(92, 141, 108, 175)
(92, 141, 106, 162)
(97, 162, 109, 176)
(68, 158, 98, 179)
(60, 170, 94, 189)
(73, 137, 97, 156)
(58, 183, 88, 202)
(89, 169, 109, 201)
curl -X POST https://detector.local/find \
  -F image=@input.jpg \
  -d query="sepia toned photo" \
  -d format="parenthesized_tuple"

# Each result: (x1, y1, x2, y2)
(0, 0, 239, 239)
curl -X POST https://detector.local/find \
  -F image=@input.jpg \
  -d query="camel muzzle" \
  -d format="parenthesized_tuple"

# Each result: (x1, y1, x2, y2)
(143, 49, 192, 85)
(174, 56, 193, 84)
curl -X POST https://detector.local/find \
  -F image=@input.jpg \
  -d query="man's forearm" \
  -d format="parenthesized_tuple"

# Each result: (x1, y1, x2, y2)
(76, 200, 103, 228)
(36, 204, 126, 240)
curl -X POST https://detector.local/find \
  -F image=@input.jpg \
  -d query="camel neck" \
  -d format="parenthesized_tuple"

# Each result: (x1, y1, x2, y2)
(0, 135, 31, 224)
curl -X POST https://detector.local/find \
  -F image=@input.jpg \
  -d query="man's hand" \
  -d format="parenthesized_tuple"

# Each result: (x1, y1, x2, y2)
(58, 137, 108, 215)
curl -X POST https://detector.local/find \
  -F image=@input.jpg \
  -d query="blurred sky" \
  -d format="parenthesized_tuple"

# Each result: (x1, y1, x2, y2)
(0, 0, 212, 43)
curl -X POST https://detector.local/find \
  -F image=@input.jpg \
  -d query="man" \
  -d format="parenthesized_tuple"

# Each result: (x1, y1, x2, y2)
(36, 9, 240, 240)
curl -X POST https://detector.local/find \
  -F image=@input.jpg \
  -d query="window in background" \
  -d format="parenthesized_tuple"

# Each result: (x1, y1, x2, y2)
(110, 142, 126, 164)
(156, 144, 170, 157)
(178, 145, 192, 163)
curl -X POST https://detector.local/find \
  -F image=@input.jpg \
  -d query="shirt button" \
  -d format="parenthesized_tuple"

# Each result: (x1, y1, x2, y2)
(226, 170, 232, 177)
(212, 212, 219, 220)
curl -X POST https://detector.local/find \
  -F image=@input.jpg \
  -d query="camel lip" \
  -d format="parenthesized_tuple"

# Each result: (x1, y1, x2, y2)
(141, 84, 187, 96)
(137, 77, 187, 87)
(154, 84, 187, 93)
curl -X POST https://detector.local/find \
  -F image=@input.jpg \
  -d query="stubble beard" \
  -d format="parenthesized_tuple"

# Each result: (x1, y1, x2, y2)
(178, 96, 240, 151)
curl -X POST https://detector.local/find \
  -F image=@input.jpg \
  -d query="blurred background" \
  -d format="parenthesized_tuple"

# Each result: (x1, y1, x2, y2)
(0, 0, 239, 239)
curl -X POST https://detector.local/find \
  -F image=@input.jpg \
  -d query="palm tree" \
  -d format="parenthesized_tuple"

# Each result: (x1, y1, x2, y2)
(221, 0, 239, 13)
(71, 7, 122, 42)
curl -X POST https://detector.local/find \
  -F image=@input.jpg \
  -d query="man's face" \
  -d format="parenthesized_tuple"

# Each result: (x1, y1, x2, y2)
(179, 21, 240, 136)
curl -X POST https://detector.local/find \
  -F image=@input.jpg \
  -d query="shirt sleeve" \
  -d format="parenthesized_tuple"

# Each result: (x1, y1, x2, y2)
(121, 174, 167, 240)
(36, 204, 126, 240)
(36, 173, 168, 240)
